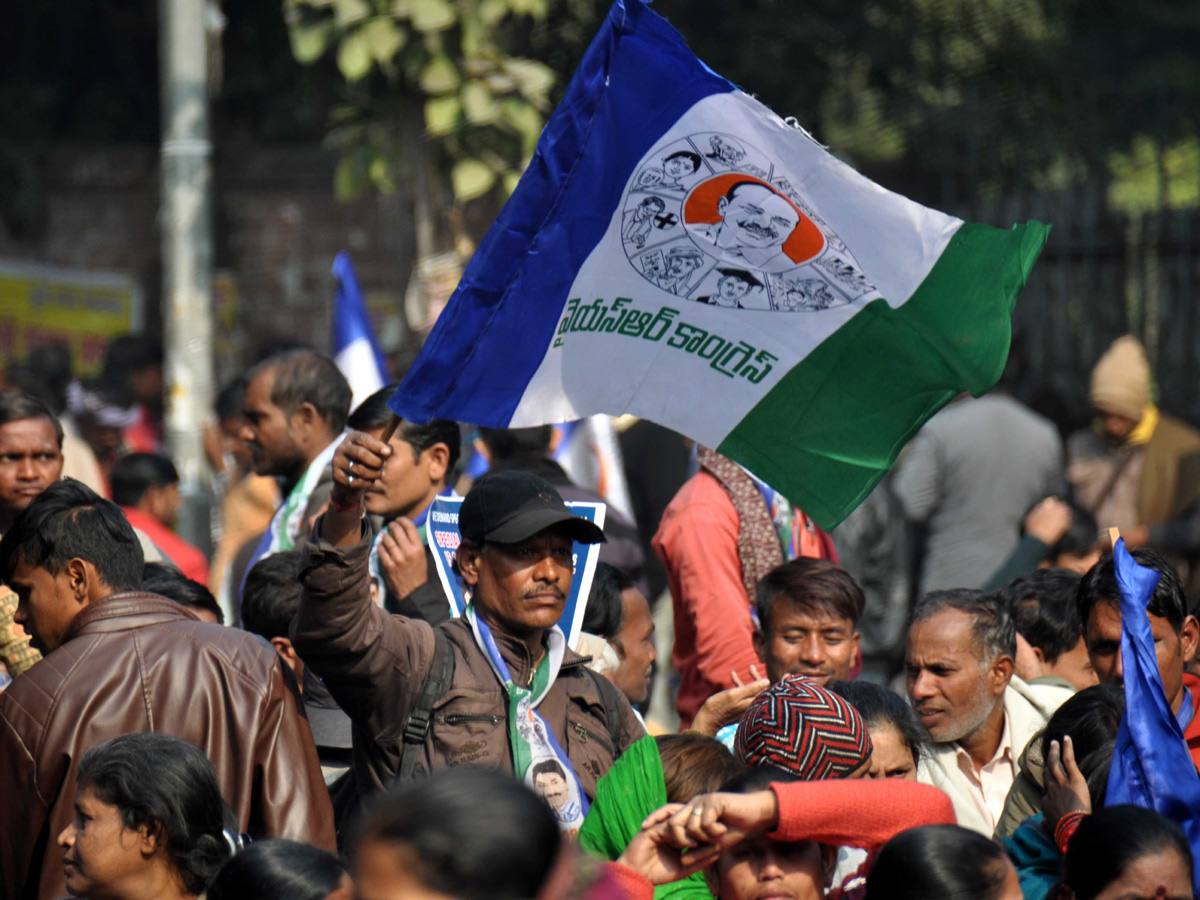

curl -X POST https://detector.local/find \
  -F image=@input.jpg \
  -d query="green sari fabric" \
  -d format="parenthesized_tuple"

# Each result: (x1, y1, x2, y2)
(578, 735, 714, 900)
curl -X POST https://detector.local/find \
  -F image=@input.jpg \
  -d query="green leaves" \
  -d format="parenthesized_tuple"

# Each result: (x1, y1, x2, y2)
(451, 158, 496, 200)
(284, 0, 562, 205)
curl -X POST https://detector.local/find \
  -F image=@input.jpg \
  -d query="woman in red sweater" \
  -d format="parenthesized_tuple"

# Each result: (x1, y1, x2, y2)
(608, 771, 965, 900)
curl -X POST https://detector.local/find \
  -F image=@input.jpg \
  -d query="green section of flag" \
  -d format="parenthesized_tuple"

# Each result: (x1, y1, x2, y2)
(718, 220, 1050, 531)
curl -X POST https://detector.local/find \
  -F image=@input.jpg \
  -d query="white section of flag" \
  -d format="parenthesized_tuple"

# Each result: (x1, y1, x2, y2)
(336, 339, 387, 411)
(509, 90, 962, 441)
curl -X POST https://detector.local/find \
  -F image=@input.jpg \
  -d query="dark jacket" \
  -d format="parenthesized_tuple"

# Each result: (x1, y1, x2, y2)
(384, 544, 451, 625)
(292, 521, 645, 804)
(0, 594, 336, 900)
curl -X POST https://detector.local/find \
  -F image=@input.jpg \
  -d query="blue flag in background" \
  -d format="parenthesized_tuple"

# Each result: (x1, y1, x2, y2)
(1105, 538, 1200, 891)
(332, 251, 392, 408)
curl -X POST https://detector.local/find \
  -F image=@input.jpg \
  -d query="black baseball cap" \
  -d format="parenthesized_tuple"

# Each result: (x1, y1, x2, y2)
(460, 470, 606, 545)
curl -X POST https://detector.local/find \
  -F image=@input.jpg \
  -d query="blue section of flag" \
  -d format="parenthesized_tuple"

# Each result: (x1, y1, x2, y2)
(1105, 538, 1200, 892)
(387, 0, 733, 426)
(333, 251, 392, 383)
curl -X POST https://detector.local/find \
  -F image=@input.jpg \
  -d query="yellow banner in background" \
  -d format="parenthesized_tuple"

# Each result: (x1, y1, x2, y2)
(0, 262, 142, 376)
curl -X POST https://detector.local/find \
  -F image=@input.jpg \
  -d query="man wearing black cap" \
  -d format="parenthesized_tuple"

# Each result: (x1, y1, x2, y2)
(292, 430, 644, 832)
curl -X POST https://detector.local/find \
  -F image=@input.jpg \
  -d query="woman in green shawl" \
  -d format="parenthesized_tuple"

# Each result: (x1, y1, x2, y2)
(579, 734, 739, 900)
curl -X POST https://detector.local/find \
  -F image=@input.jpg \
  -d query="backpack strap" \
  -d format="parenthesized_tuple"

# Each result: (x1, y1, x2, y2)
(584, 667, 626, 758)
(397, 626, 456, 783)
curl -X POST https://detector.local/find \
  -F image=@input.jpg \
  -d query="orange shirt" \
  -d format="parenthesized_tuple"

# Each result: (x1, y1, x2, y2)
(653, 471, 831, 727)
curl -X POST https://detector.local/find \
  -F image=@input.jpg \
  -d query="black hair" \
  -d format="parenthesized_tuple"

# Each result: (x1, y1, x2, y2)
(0, 388, 64, 446)
(717, 268, 762, 287)
(582, 562, 634, 641)
(353, 768, 560, 900)
(245, 350, 352, 435)
(142, 562, 224, 625)
(476, 425, 553, 461)
(530, 759, 566, 780)
(23, 344, 73, 414)
(828, 680, 925, 769)
(110, 453, 180, 508)
(866, 825, 1010, 900)
(0, 478, 143, 591)
(757, 558, 866, 633)
(724, 179, 784, 204)
(909, 589, 1016, 661)
(102, 335, 163, 380)
(656, 733, 742, 804)
(241, 551, 304, 640)
(1078, 548, 1188, 632)
(998, 568, 1083, 663)
(663, 150, 701, 171)
(1038, 501, 1099, 559)
(1037, 684, 1123, 809)
(214, 380, 246, 423)
(206, 839, 347, 900)
(76, 732, 235, 895)
(1063, 805, 1194, 900)
(347, 385, 461, 476)
(719, 765, 802, 794)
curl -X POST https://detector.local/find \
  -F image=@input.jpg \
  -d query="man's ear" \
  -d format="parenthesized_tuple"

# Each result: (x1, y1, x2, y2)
(820, 844, 839, 888)
(291, 401, 320, 439)
(68, 558, 110, 606)
(751, 627, 765, 663)
(424, 443, 451, 485)
(717, 196, 729, 216)
(990, 653, 1015, 696)
(1032, 645, 1046, 665)
(457, 543, 483, 587)
(1181, 615, 1199, 664)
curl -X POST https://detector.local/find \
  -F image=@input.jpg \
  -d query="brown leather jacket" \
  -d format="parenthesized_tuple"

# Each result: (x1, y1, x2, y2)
(292, 521, 645, 807)
(0, 593, 336, 900)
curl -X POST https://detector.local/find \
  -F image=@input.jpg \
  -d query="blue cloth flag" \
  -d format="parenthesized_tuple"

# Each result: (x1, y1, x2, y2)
(332, 251, 391, 408)
(1105, 538, 1200, 891)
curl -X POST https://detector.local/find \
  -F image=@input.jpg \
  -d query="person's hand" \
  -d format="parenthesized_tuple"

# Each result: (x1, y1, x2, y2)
(378, 518, 429, 599)
(330, 431, 392, 507)
(1024, 498, 1073, 546)
(1043, 736, 1091, 830)
(617, 804, 721, 886)
(690, 666, 770, 736)
(661, 790, 780, 850)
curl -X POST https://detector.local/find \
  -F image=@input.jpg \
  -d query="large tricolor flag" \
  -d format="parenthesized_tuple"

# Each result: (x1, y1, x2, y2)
(388, 0, 1048, 528)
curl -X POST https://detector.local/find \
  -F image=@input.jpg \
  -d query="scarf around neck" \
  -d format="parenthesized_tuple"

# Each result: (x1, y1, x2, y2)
(466, 604, 589, 835)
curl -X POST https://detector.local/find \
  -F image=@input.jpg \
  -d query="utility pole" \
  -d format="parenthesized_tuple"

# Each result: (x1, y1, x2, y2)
(159, 0, 214, 550)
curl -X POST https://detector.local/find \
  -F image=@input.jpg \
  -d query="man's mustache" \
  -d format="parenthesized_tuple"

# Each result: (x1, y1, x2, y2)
(521, 586, 566, 600)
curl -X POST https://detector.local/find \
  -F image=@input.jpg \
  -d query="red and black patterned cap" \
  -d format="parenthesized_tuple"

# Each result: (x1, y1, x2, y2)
(735, 674, 873, 779)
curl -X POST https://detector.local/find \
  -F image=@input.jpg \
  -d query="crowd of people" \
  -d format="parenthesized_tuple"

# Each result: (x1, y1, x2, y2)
(0, 332, 1198, 900)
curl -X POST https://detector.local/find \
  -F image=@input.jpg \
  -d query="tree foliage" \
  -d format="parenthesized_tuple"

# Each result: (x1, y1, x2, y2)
(283, 0, 576, 203)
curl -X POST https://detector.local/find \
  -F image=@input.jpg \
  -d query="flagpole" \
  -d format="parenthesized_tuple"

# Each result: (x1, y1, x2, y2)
(380, 414, 401, 443)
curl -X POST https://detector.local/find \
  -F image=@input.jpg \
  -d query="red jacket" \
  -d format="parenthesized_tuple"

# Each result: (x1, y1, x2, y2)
(652, 471, 836, 727)
(607, 779, 956, 900)
(1184, 672, 1200, 769)
(122, 506, 210, 585)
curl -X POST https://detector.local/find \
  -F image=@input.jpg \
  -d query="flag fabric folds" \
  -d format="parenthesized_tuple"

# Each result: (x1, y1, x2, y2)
(1105, 538, 1200, 891)
(332, 251, 391, 408)
(387, 0, 1048, 529)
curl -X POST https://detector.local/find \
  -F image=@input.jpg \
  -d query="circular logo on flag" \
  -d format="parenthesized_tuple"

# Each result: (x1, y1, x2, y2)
(619, 133, 877, 312)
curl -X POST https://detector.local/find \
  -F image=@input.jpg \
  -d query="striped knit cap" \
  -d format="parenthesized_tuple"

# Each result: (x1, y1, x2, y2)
(734, 675, 872, 779)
